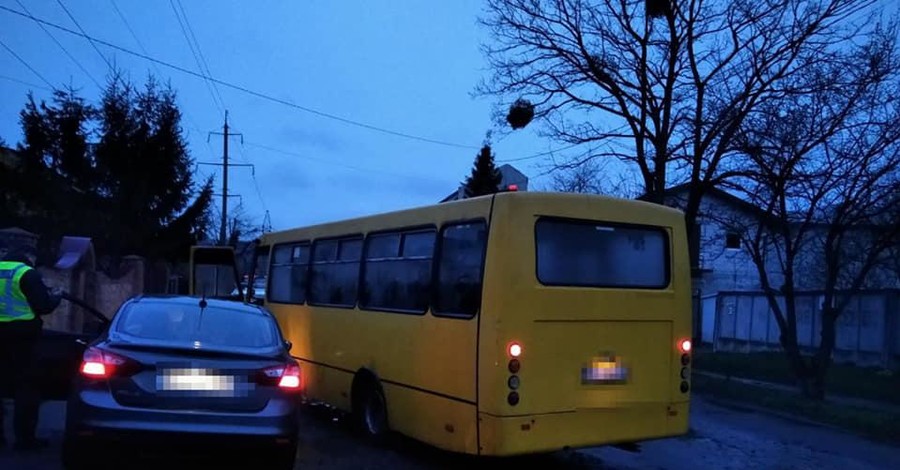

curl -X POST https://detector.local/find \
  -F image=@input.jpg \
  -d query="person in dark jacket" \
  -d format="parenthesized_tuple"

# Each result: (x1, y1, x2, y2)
(0, 245, 62, 451)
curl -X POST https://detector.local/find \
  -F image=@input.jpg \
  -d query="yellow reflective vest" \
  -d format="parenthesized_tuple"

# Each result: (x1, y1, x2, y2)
(0, 261, 36, 322)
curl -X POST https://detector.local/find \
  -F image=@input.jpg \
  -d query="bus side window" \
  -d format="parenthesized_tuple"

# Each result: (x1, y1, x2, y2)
(269, 243, 309, 304)
(360, 229, 436, 314)
(433, 221, 487, 318)
(308, 237, 362, 308)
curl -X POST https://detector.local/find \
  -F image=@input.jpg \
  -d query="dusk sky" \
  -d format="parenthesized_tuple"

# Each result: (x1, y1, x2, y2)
(0, 1, 577, 231)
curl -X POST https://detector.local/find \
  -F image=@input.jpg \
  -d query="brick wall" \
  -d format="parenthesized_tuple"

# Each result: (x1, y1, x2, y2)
(37, 257, 146, 333)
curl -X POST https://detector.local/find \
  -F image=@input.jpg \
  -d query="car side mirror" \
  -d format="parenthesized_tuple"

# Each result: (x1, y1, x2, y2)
(284, 340, 292, 351)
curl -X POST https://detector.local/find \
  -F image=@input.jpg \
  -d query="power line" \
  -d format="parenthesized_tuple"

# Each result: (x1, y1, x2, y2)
(243, 141, 456, 184)
(174, 0, 226, 110)
(233, 140, 269, 214)
(168, 0, 224, 117)
(0, 73, 53, 92)
(109, 0, 214, 160)
(55, 0, 113, 72)
(109, 0, 156, 73)
(15, 0, 101, 89)
(0, 5, 479, 150)
(0, 38, 53, 89)
(497, 143, 582, 163)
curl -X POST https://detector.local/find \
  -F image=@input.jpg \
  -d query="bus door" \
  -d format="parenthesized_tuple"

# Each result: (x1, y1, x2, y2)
(189, 245, 243, 300)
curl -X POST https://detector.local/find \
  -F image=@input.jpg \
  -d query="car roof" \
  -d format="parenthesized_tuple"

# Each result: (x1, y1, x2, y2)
(125, 295, 269, 316)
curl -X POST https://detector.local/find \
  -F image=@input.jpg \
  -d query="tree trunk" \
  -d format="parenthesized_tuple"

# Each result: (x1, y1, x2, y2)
(807, 307, 838, 400)
(779, 332, 817, 397)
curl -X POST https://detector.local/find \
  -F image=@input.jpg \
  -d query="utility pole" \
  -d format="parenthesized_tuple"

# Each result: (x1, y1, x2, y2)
(262, 210, 273, 233)
(203, 110, 252, 245)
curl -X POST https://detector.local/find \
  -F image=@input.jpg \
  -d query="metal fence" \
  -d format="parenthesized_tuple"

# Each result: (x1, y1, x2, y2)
(700, 290, 900, 369)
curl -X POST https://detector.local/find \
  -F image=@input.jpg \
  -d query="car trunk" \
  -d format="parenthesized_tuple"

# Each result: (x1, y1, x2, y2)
(105, 344, 284, 413)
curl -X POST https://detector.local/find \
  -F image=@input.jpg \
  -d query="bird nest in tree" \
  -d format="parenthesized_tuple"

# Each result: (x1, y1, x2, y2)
(646, 0, 673, 19)
(507, 99, 535, 130)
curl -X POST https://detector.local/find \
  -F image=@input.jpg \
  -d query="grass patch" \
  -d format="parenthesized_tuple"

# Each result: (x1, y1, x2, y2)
(693, 374, 900, 444)
(693, 350, 900, 405)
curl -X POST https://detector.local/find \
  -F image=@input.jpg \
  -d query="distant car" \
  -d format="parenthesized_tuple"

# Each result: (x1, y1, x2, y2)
(61, 295, 300, 469)
(231, 276, 267, 300)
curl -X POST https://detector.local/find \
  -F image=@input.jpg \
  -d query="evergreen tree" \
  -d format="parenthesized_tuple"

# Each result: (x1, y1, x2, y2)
(15, 74, 212, 269)
(14, 88, 102, 260)
(463, 145, 502, 197)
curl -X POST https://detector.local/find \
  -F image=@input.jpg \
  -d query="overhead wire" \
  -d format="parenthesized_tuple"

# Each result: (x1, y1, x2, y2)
(0, 38, 53, 89)
(55, 0, 113, 72)
(0, 73, 53, 92)
(168, 1, 269, 223)
(0, 4, 479, 150)
(497, 143, 582, 163)
(168, 0, 224, 118)
(14, 0, 102, 89)
(174, 0, 226, 111)
(109, 0, 222, 181)
(244, 141, 456, 184)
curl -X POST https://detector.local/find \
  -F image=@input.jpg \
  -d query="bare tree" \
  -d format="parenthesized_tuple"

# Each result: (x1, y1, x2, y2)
(477, 0, 883, 269)
(717, 22, 900, 399)
(547, 157, 643, 198)
(208, 202, 261, 247)
(550, 158, 603, 193)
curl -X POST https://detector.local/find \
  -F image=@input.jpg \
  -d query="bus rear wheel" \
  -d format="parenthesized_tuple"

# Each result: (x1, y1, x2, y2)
(355, 382, 388, 439)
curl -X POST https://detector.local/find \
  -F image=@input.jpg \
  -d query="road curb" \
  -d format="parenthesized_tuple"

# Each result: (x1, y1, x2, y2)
(694, 392, 845, 432)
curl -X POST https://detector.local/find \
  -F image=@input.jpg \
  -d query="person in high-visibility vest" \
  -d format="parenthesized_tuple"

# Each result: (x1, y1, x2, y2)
(0, 244, 61, 451)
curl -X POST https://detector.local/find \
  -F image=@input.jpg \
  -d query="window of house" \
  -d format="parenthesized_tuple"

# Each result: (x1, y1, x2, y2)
(308, 236, 362, 307)
(433, 221, 488, 318)
(725, 232, 741, 249)
(360, 228, 436, 314)
(268, 242, 309, 304)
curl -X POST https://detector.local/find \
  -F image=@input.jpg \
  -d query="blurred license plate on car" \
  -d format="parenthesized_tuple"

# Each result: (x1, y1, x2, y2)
(156, 368, 236, 393)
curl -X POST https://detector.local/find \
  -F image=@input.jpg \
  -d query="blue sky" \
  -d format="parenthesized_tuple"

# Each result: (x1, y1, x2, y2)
(0, 1, 567, 231)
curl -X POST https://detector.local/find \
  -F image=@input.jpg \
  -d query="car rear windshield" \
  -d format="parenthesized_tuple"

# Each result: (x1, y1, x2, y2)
(535, 218, 670, 289)
(115, 302, 279, 349)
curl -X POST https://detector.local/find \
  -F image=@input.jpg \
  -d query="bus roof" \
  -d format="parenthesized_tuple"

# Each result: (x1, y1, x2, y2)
(262, 191, 684, 241)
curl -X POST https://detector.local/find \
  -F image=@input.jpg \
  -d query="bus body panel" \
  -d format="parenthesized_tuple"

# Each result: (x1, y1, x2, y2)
(478, 401, 688, 456)
(261, 196, 493, 454)
(478, 193, 691, 453)
(212, 191, 692, 456)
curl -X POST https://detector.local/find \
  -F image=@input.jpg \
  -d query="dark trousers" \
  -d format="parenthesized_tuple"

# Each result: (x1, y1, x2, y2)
(0, 318, 42, 444)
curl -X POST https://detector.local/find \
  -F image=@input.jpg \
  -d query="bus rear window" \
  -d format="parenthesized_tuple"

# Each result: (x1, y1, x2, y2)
(535, 218, 669, 289)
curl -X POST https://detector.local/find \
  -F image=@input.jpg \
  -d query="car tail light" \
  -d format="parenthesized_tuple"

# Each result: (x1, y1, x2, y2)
(80, 347, 139, 379)
(278, 363, 301, 389)
(258, 362, 302, 391)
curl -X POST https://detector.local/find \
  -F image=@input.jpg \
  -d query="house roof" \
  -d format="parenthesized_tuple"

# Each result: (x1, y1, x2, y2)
(637, 183, 768, 219)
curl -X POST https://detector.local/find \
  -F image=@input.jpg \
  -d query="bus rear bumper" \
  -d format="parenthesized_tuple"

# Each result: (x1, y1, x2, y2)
(478, 401, 689, 456)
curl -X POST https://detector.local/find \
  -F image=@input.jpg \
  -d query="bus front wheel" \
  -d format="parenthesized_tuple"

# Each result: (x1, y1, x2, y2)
(354, 381, 388, 439)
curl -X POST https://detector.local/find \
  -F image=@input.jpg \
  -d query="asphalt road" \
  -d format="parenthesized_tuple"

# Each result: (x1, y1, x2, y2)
(1, 396, 897, 469)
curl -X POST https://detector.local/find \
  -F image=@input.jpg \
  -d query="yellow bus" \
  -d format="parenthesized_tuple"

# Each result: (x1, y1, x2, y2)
(192, 191, 692, 456)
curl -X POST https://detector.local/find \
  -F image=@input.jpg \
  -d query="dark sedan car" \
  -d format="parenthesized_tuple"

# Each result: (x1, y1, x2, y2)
(61, 295, 300, 469)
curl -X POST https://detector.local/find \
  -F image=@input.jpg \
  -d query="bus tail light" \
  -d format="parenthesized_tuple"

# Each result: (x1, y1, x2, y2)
(507, 342, 522, 406)
(678, 339, 691, 394)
